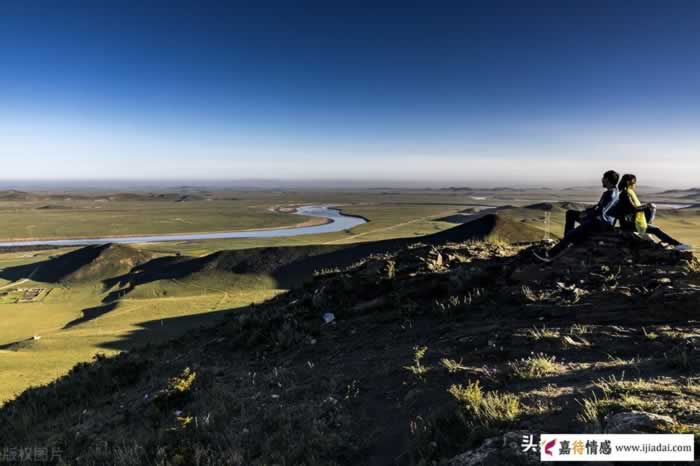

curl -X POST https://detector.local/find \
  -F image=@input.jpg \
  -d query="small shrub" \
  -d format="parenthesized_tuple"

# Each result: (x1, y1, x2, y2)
(484, 236, 509, 247)
(176, 415, 194, 429)
(449, 381, 482, 409)
(155, 367, 197, 410)
(508, 354, 558, 379)
(405, 346, 430, 377)
(642, 327, 659, 341)
(521, 286, 555, 303)
(384, 259, 396, 279)
(576, 392, 630, 431)
(617, 395, 656, 411)
(593, 374, 659, 397)
(576, 389, 654, 432)
(577, 393, 606, 429)
(448, 380, 520, 427)
(169, 368, 197, 393)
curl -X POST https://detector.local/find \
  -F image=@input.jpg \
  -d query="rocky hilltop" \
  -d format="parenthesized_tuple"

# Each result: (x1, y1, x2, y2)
(1, 233, 698, 465)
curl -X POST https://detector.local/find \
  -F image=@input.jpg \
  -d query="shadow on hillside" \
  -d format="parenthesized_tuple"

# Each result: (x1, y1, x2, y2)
(435, 206, 519, 224)
(63, 302, 119, 329)
(0, 244, 115, 283)
(99, 255, 213, 301)
(97, 306, 244, 352)
(0, 337, 38, 352)
(102, 255, 212, 290)
(272, 214, 544, 287)
(98, 247, 336, 300)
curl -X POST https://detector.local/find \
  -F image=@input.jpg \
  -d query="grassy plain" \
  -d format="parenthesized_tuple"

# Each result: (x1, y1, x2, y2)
(0, 271, 279, 403)
(0, 199, 309, 241)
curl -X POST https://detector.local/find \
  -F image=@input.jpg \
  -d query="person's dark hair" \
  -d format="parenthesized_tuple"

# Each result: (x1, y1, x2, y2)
(618, 174, 637, 191)
(604, 170, 620, 186)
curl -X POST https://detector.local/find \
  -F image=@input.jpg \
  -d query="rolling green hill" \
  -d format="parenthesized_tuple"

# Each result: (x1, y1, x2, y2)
(0, 244, 155, 284)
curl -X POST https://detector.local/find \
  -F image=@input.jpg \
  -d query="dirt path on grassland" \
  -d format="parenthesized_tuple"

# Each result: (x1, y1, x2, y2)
(0, 278, 29, 290)
(322, 209, 461, 245)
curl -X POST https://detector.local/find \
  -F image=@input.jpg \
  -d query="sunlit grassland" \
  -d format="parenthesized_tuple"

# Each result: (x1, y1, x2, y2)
(0, 271, 280, 404)
(141, 203, 467, 255)
(0, 199, 307, 241)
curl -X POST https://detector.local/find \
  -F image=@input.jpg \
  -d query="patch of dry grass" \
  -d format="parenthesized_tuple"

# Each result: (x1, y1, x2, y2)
(440, 358, 469, 373)
(527, 325, 559, 341)
(448, 380, 520, 427)
(508, 353, 558, 379)
(568, 323, 592, 335)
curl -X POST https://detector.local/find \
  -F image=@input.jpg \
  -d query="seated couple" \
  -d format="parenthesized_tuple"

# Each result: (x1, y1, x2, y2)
(535, 170, 691, 262)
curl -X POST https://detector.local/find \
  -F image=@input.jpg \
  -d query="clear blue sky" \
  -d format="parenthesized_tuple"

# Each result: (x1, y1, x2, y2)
(1, 1, 699, 186)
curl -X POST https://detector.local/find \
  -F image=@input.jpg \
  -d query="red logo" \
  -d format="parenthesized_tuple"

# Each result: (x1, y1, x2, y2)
(544, 438, 557, 456)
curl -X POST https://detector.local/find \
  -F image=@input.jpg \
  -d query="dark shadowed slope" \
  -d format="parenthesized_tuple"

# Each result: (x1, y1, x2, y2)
(2, 231, 698, 465)
(101, 244, 342, 296)
(0, 244, 154, 283)
(426, 213, 543, 243)
(273, 213, 544, 287)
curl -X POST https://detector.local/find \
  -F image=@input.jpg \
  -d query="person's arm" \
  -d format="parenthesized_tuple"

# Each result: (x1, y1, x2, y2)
(618, 192, 646, 213)
(598, 191, 618, 221)
(592, 192, 607, 213)
(616, 192, 633, 217)
(633, 197, 650, 212)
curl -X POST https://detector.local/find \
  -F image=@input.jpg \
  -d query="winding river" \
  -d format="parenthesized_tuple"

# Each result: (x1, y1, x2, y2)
(0, 206, 367, 248)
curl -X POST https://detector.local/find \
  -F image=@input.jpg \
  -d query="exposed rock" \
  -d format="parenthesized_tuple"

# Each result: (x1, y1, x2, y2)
(446, 432, 539, 465)
(605, 411, 676, 434)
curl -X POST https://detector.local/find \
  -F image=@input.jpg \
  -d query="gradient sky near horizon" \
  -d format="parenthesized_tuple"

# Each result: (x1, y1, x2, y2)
(1, 1, 699, 187)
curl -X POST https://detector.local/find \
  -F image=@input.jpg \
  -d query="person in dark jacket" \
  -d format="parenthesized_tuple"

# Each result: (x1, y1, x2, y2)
(561, 170, 621, 235)
(535, 170, 620, 261)
(616, 174, 690, 250)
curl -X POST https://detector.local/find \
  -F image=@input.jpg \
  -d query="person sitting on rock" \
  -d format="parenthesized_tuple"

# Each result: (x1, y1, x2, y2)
(561, 170, 621, 236)
(535, 170, 620, 261)
(616, 174, 691, 251)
